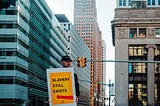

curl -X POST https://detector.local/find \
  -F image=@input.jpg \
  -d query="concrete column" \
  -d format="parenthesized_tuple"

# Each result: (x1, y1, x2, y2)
(146, 45, 156, 106)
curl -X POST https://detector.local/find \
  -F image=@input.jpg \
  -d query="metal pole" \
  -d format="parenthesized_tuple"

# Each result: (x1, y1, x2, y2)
(109, 79, 111, 106)
(73, 59, 160, 63)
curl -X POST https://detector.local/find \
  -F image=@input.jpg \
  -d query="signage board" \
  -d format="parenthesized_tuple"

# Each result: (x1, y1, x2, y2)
(46, 67, 76, 106)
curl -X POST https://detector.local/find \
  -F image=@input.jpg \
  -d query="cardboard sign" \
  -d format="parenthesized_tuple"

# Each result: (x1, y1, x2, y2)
(46, 67, 76, 106)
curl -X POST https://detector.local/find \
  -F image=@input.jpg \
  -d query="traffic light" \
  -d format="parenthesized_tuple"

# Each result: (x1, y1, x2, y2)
(81, 57, 86, 67)
(77, 57, 86, 68)
(77, 57, 81, 67)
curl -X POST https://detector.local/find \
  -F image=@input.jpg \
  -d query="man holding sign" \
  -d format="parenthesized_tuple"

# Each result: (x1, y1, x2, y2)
(47, 55, 80, 106)
(61, 56, 80, 103)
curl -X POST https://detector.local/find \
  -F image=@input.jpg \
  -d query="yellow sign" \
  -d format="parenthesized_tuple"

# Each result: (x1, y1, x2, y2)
(46, 67, 76, 106)
(50, 72, 73, 104)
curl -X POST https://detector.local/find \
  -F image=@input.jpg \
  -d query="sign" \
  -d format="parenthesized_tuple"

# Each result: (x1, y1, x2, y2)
(46, 67, 76, 106)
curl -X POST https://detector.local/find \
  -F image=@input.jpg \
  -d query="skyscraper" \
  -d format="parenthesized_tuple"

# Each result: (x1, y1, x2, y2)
(55, 14, 91, 105)
(112, 0, 160, 105)
(0, 0, 91, 105)
(74, 0, 104, 105)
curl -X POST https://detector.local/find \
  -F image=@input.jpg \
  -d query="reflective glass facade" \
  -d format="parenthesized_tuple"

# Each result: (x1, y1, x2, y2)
(0, 0, 67, 105)
(28, 0, 51, 105)
(0, 0, 29, 105)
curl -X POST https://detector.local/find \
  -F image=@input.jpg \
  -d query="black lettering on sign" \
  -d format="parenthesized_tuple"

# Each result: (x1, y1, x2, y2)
(53, 84, 64, 87)
(52, 78, 70, 82)
(53, 89, 67, 93)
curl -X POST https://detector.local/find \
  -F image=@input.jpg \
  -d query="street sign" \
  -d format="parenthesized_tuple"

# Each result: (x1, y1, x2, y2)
(46, 67, 76, 106)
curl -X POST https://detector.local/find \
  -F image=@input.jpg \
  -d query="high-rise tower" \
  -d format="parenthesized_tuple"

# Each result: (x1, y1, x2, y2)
(74, 0, 103, 105)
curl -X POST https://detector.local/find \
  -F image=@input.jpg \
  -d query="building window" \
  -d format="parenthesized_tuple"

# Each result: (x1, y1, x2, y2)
(131, 1, 147, 8)
(128, 45, 148, 106)
(156, 28, 160, 37)
(154, 45, 160, 105)
(139, 28, 146, 38)
(148, 0, 151, 5)
(0, 51, 5, 56)
(129, 63, 147, 73)
(68, 24, 70, 30)
(129, 28, 146, 38)
(152, 0, 156, 5)
(6, 65, 14, 70)
(158, 0, 160, 5)
(6, 51, 14, 56)
(147, 0, 156, 5)
(128, 63, 132, 73)
(0, 0, 16, 10)
(119, 0, 126, 6)
(123, 0, 126, 6)
(129, 45, 147, 57)
(129, 28, 137, 38)
(129, 0, 131, 6)
(154, 45, 160, 56)
(129, 84, 147, 106)
(155, 63, 160, 73)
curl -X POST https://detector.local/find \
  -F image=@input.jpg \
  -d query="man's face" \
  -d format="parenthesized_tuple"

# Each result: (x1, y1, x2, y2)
(61, 60, 71, 67)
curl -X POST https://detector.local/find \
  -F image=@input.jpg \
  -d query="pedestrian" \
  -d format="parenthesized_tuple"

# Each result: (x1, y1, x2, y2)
(61, 55, 80, 103)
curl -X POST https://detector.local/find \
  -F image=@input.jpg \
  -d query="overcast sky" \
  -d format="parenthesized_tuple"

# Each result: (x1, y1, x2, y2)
(45, 1, 116, 100)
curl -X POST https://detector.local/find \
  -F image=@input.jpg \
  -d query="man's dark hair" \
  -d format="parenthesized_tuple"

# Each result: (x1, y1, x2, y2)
(61, 55, 72, 62)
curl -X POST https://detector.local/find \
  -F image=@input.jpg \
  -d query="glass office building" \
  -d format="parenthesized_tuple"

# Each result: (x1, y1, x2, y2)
(0, 0, 31, 105)
(0, 0, 67, 105)
(0, 0, 92, 106)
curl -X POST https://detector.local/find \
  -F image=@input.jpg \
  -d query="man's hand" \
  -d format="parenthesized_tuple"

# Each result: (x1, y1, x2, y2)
(76, 96, 79, 103)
